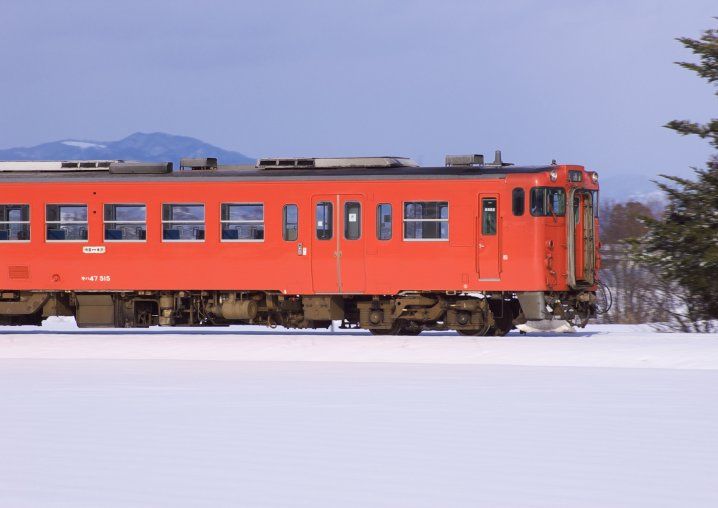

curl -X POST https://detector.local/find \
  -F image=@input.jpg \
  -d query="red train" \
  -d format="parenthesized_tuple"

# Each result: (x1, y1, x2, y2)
(0, 152, 600, 334)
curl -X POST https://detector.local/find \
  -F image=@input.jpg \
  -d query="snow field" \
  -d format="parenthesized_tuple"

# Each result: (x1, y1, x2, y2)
(0, 321, 716, 507)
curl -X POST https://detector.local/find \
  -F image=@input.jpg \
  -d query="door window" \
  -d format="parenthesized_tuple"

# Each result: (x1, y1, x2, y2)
(283, 204, 298, 241)
(376, 203, 392, 240)
(344, 202, 361, 240)
(482, 198, 497, 235)
(316, 202, 333, 240)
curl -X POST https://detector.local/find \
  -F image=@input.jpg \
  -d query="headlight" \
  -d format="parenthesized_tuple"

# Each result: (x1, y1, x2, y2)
(549, 169, 558, 181)
(591, 172, 599, 183)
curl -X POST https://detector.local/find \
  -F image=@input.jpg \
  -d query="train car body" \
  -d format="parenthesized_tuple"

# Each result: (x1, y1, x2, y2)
(0, 155, 600, 335)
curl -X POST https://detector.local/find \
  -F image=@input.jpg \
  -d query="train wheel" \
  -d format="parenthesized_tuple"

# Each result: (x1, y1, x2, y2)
(489, 318, 514, 336)
(491, 326, 512, 337)
(369, 322, 403, 336)
(456, 323, 492, 336)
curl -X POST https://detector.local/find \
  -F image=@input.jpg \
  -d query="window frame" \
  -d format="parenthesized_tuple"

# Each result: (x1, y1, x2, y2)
(103, 203, 147, 243)
(402, 200, 449, 242)
(376, 203, 392, 241)
(0, 204, 30, 243)
(46, 203, 89, 243)
(282, 204, 299, 242)
(220, 202, 265, 243)
(161, 203, 206, 243)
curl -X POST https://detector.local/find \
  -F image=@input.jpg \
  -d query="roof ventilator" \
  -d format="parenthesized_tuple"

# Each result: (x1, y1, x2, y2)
(109, 162, 173, 174)
(256, 157, 419, 170)
(445, 150, 513, 168)
(179, 158, 218, 171)
(0, 160, 120, 172)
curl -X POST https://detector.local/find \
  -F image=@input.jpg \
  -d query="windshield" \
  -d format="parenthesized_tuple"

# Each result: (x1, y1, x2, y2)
(530, 187, 566, 217)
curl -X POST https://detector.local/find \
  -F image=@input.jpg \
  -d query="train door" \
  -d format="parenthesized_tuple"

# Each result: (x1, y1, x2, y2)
(311, 195, 366, 293)
(582, 192, 596, 284)
(573, 194, 585, 281)
(477, 194, 501, 280)
(567, 189, 596, 286)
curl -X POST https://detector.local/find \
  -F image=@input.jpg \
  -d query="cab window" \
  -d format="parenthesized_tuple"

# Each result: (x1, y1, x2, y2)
(512, 188, 524, 216)
(530, 188, 566, 217)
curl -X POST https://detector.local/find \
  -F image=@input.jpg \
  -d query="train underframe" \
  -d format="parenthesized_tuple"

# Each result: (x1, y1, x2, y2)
(0, 289, 597, 335)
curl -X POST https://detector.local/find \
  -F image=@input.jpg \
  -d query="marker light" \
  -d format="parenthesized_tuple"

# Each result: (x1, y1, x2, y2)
(549, 169, 558, 181)
(591, 172, 599, 183)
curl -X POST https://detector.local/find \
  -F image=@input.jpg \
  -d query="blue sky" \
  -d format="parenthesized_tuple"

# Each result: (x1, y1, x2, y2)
(1, 0, 716, 193)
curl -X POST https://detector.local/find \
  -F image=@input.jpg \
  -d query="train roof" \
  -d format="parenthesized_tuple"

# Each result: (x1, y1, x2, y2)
(0, 161, 557, 182)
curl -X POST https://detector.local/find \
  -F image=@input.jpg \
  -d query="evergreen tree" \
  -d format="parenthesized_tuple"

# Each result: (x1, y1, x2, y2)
(637, 20, 718, 330)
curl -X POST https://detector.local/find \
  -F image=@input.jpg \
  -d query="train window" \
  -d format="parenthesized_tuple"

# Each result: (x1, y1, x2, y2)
(512, 188, 525, 216)
(482, 198, 497, 235)
(376, 203, 392, 240)
(316, 202, 333, 240)
(530, 188, 566, 217)
(591, 190, 599, 218)
(46, 204, 88, 241)
(403, 201, 448, 240)
(283, 204, 298, 241)
(162, 204, 205, 241)
(0, 204, 30, 241)
(344, 202, 361, 240)
(221, 203, 264, 241)
(104, 204, 146, 242)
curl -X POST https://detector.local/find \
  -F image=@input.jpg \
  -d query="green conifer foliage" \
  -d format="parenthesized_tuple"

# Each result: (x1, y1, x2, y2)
(638, 20, 718, 328)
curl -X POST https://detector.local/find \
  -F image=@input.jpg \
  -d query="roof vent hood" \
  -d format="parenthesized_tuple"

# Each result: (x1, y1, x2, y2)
(257, 157, 419, 169)
(445, 150, 513, 168)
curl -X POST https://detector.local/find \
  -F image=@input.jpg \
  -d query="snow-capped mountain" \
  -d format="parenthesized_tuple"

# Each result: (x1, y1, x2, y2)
(0, 132, 254, 166)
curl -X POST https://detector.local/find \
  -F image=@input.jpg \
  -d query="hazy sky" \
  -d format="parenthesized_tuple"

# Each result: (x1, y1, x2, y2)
(1, 0, 716, 189)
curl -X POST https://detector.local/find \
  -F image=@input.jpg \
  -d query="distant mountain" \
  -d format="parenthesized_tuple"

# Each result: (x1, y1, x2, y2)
(0, 132, 254, 167)
(598, 173, 664, 203)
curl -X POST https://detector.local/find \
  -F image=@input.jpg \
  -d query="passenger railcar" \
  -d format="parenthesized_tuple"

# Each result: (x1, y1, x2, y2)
(0, 153, 600, 335)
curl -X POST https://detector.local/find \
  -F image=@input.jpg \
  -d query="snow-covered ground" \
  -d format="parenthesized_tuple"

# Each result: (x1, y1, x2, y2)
(1, 320, 717, 507)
